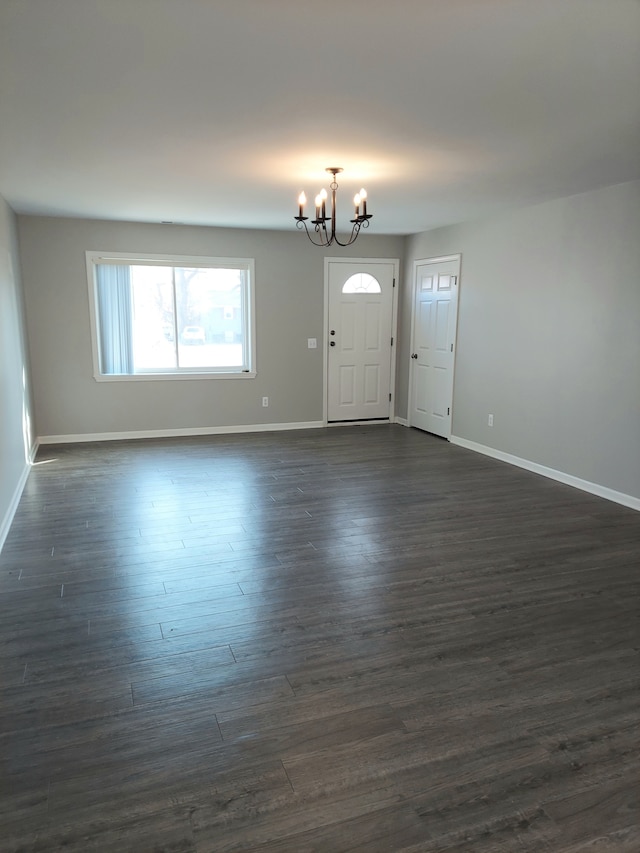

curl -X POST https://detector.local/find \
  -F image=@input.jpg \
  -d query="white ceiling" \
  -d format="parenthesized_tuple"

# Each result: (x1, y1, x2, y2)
(1, 0, 639, 236)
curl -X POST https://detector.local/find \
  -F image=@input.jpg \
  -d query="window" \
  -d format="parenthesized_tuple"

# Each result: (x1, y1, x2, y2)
(342, 273, 381, 294)
(86, 252, 255, 380)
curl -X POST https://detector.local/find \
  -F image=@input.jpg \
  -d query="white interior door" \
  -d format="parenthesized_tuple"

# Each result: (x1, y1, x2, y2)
(326, 259, 396, 422)
(409, 256, 460, 438)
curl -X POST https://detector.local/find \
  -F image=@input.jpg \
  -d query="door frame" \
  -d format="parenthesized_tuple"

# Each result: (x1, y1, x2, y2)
(408, 254, 461, 439)
(323, 257, 400, 426)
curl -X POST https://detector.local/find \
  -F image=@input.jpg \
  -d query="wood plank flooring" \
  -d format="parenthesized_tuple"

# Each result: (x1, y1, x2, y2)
(1, 425, 638, 852)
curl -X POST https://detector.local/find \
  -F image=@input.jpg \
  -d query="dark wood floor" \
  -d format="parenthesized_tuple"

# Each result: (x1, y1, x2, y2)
(1, 425, 638, 852)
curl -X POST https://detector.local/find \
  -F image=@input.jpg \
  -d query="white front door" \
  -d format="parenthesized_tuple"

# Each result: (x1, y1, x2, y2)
(326, 259, 397, 423)
(409, 256, 460, 438)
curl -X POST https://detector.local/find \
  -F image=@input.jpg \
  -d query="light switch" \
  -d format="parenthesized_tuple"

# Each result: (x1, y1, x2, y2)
(308, 338, 317, 349)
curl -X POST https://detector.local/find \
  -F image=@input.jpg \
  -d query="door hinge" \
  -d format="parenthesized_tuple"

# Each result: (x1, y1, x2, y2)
(389, 393, 392, 401)
(450, 343, 453, 352)
(391, 337, 394, 346)
(393, 278, 396, 288)
(447, 407, 450, 415)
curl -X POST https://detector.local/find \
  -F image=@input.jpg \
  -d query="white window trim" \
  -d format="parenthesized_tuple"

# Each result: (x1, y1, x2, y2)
(86, 251, 256, 381)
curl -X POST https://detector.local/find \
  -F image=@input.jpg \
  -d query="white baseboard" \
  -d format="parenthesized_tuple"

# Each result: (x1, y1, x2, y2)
(0, 460, 32, 553)
(38, 421, 325, 445)
(394, 416, 409, 427)
(450, 435, 640, 512)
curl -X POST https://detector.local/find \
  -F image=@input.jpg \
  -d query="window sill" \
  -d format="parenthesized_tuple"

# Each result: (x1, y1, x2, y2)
(94, 371, 257, 382)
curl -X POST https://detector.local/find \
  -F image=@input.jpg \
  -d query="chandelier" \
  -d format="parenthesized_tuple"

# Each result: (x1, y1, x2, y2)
(294, 167, 372, 247)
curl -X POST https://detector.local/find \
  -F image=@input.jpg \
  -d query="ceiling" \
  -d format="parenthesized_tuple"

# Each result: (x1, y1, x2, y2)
(1, 0, 639, 236)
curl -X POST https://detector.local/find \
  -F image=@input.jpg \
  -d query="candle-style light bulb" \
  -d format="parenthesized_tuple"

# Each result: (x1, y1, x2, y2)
(314, 194, 322, 220)
(354, 193, 361, 218)
(319, 187, 328, 220)
(297, 191, 306, 218)
(359, 188, 367, 216)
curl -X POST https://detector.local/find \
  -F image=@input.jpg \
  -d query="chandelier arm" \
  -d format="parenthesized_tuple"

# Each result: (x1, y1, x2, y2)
(315, 218, 330, 242)
(296, 218, 331, 247)
(332, 221, 362, 247)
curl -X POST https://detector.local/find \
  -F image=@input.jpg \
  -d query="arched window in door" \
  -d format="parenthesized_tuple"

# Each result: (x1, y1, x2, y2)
(342, 273, 381, 294)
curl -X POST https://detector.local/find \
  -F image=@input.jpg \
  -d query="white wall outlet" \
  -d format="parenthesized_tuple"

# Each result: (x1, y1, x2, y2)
(307, 338, 317, 349)
(262, 397, 269, 407)
(488, 414, 494, 427)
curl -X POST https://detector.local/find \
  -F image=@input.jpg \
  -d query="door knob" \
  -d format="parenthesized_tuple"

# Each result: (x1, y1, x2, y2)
(330, 341, 336, 346)
(411, 353, 418, 359)
(330, 330, 336, 335)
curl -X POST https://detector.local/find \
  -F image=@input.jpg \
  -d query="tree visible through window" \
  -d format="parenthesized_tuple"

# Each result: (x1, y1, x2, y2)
(87, 253, 255, 378)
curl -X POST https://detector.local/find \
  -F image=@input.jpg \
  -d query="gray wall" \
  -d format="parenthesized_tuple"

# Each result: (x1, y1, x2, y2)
(0, 194, 35, 545)
(17, 216, 403, 439)
(400, 180, 640, 500)
(13, 180, 640, 504)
